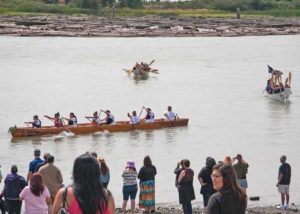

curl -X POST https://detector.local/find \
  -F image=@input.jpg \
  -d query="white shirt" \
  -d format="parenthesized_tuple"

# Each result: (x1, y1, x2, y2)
(165, 111, 176, 121)
(130, 116, 140, 125)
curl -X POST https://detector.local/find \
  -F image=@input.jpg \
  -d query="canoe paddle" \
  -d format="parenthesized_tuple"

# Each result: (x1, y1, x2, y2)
(24, 122, 31, 127)
(138, 106, 146, 119)
(148, 59, 155, 66)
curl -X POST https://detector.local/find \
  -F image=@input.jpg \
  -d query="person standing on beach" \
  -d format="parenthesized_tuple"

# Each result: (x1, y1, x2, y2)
(122, 160, 138, 214)
(27, 149, 44, 182)
(198, 157, 216, 212)
(0, 165, 28, 214)
(207, 163, 247, 214)
(99, 158, 110, 188)
(20, 173, 51, 214)
(52, 153, 115, 214)
(38, 155, 63, 206)
(276, 155, 291, 210)
(138, 156, 157, 213)
(177, 159, 195, 214)
(174, 159, 185, 188)
(233, 154, 249, 192)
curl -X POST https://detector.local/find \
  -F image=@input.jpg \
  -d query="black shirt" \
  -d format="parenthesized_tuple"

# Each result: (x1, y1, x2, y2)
(138, 165, 157, 182)
(207, 189, 246, 214)
(279, 163, 291, 185)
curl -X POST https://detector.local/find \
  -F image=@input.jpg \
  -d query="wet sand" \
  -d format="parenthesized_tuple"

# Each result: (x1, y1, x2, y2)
(0, 15, 300, 37)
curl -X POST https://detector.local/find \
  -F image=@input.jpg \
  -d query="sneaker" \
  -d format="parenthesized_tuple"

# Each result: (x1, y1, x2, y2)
(284, 204, 289, 210)
(276, 205, 284, 209)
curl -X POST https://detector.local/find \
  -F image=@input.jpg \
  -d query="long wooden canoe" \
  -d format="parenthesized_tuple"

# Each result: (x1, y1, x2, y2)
(10, 118, 189, 138)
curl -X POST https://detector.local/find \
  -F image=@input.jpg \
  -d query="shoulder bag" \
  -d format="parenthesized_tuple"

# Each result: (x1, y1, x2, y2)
(58, 186, 69, 214)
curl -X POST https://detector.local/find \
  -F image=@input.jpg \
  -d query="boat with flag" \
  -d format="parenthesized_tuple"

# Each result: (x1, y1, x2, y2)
(124, 60, 159, 79)
(10, 118, 189, 138)
(263, 65, 292, 102)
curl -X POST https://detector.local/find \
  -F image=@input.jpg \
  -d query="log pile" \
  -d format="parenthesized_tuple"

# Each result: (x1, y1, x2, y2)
(0, 15, 299, 37)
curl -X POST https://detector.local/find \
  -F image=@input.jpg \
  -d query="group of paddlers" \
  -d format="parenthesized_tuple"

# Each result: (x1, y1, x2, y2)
(125, 60, 159, 77)
(25, 106, 177, 128)
(265, 65, 292, 94)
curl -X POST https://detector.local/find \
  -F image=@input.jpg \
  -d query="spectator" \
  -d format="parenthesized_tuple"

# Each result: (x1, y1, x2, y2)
(207, 163, 247, 214)
(38, 155, 63, 204)
(174, 159, 185, 188)
(233, 154, 249, 192)
(0, 165, 28, 214)
(20, 173, 51, 214)
(99, 158, 110, 188)
(178, 159, 195, 214)
(52, 153, 115, 214)
(36, 153, 51, 172)
(27, 149, 44, 182)
(122, 160, 138, 214)
(198, 157, 216, 212)
(276, 155, 291, 210)
(138, 156, 157, 213)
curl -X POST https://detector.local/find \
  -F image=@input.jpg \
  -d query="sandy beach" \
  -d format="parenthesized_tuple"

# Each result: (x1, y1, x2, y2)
(0, 15, 300, 37)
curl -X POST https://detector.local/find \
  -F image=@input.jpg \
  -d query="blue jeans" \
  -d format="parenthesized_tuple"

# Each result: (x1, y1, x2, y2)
(182, 201, 192, 214)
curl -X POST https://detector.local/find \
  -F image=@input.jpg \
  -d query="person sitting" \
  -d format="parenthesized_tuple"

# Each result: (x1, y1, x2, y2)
(100, 110, 115, 125)
(26, 115, 42, 128)
(128, 111, 140, 125)
(164, 106, 176, 121)
(44, 112, 63, 128)
(285, 72, 292, 88)
(85, 111, 101, 125)
(63, 112, 77, 126)
(144, 108, 154, 123)
(266, 79, 274, 94)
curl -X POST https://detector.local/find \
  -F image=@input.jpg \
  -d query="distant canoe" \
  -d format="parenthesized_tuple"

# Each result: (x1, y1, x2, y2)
(264, 88, 292, 103)
(10, 118, 189, 138)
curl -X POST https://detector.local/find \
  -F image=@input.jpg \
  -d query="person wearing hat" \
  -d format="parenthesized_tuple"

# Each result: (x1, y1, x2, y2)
(198, 157, 216, 212)
(0, 165, 27, 214)
(122, 160, 138, 214)
(233, 154, 249, 192)
(44, 112, 63, 127)
(27, 149, 44, 182)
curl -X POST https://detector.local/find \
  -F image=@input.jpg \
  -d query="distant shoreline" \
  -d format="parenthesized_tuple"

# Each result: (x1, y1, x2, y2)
(0, 15, 300, 37)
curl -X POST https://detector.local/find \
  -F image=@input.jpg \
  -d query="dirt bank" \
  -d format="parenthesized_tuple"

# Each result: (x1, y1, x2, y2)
(0, 15, 300, 37)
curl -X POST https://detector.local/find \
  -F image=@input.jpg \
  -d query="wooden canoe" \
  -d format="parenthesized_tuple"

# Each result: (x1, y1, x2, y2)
(10, 118, 189, 138)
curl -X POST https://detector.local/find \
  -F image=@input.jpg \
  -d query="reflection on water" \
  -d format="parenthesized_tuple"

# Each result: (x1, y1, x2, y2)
(0, 36, 299, 206)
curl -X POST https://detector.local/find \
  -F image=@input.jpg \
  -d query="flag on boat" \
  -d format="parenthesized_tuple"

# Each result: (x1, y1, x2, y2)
(268, 65, 273, 73)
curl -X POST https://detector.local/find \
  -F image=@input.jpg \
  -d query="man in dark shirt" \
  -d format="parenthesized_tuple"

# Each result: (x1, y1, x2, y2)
(276, 155, 291, 210)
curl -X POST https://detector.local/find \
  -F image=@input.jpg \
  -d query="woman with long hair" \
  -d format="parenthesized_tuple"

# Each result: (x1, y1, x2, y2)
(207, 162, 247, 214)
(99, 158, 110, 188)
(20, 173, 51, 214)
(52, 154, 115, 214)
(138, 156, 157, 213)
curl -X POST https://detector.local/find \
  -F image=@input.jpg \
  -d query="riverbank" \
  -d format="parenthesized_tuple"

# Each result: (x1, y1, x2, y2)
(115, 205, 300, 213)
(0, 15, 300, 37)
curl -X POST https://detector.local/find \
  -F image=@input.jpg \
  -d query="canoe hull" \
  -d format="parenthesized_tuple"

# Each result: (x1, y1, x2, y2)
(264, 88, 292, 103)
(11, 118, 189, 138)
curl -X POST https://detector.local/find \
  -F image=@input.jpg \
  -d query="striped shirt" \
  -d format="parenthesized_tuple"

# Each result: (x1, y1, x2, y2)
(122, 169, 137, 186)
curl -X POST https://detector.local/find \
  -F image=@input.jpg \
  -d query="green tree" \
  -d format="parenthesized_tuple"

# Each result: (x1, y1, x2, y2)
(72, 0, 100, 9)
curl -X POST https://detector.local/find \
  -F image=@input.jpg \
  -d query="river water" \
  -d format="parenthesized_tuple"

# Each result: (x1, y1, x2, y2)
(0, 35, 299, 207)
